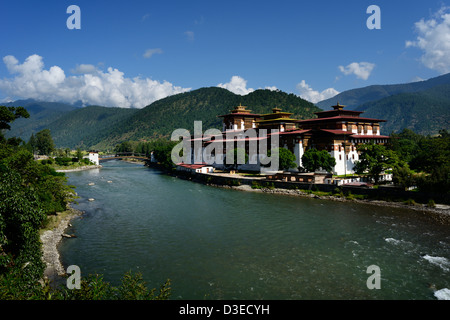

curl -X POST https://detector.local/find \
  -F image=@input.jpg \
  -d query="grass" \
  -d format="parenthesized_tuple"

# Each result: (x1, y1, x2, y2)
(49, 162, 98, 171)
(40, 208, 75, 235)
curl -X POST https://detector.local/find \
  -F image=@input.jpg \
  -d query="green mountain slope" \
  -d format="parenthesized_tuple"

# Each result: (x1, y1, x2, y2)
(45, 106, 138, 149)
(89, 87, 322, 150)
(356, 84, 450, 135)
(4, 99, 78, 140)
(316, 73, 450, 110)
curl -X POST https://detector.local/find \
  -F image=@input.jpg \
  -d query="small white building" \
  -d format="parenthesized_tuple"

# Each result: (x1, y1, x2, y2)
(88, 151, 99, 165)
(176, 163, 214, 174)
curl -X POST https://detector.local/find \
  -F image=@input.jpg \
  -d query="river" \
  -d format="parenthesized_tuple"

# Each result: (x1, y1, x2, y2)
(59, 160, 450, 299)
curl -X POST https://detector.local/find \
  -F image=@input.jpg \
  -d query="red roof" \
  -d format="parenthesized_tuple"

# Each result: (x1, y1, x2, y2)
(296, 116, 386, 123)
(350, 135, 390, 139)
(204, 136, 268, 144)
(218, 113, 261, 118)
(270, 129, 311, 135)
(319, 129, 354, 135)
(176, 163, 212, 169)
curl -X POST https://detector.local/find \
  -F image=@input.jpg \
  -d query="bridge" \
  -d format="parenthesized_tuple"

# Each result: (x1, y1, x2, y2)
(99, 152, 149, 162)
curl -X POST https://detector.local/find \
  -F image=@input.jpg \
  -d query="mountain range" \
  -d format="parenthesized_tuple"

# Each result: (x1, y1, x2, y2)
(316, 73, 450, 110)
(3, 73, 449, 150)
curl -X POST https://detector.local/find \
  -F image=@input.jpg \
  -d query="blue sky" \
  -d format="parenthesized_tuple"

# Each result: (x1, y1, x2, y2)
(0, 0, 449, 108)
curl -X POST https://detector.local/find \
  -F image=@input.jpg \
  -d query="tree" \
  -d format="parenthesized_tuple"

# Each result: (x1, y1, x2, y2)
(26, 133, 37, 155)
(301, 148, 336, 173)
(0, 106, 29, 144)
(354, 143, 400, 184)
(265, 147, 297, 171)
(392, 163, 416, 190)
(76, 148, 83, 161)
(35, 129, 55, 155)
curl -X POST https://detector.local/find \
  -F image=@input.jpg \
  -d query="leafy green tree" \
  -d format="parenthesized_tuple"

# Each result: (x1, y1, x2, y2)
(392, 164, 416, 190)
(35, 129, 55, 155)
(0, 106, 29, 144)
(354, 143, 400, 184)
(26, 133, 37, 154)
(265, 147, 297, 171)
(114, 141, 134, 153)
(152, 140, 178, 170)
(76, 148, 83, 161)
(409, 133, 449, 173)
(301, 148, 336, 173)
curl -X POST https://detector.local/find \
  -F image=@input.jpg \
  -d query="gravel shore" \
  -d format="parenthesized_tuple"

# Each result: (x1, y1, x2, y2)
(40, 206, 83, 283)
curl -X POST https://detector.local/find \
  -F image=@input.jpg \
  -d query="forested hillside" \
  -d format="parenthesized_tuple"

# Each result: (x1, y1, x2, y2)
(87, 87, 322, 150)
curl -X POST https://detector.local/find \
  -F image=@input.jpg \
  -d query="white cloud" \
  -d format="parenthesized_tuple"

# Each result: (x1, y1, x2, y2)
(338, 62, 375, 80)
(405, 6, 450, 74)
(184, 31, 195, 42)
(217, 76, 255, 95)
(263, 86, 278, 91)
(296, 80, 339, 104)
(0, 54, 190, 108)
(143, 48, 163, 59)
(71, 64, 98, 74)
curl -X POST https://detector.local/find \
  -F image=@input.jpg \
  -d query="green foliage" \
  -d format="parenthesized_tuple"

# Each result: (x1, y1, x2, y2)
(35, 129, 55, 155)
(354, 143, 400, 184)
(392, 163, 416, 191)
(150, 140, 178, 170)
(0, 106, 30, 145)
(76, 148, 83, 161)
(301, 148, 336, 173)
(390, 128, 450, 193)
(428, 199, 436, 208)
(265, 147, 297, 171)
(7, 88, 321, 150)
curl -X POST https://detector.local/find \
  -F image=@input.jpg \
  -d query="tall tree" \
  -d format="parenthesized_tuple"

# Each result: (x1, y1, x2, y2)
(35, 129, 55, 156)
(354, 143, 400, 184)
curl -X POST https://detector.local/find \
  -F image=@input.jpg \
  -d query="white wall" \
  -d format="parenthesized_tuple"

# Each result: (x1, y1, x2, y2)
(89, 152, 99, 165)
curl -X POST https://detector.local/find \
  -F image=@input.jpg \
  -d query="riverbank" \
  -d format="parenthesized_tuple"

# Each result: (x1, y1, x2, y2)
(40, 205, 83, 284)
(164, 166, 450, 225)
(226, 184, 450, 225)
(55, 164, 102, 172)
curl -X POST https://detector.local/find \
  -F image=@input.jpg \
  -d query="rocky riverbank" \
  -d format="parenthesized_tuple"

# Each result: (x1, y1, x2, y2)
(40, 206, 83, 284)
(225, 184, 450, 225)
(55, 164, 102, 173)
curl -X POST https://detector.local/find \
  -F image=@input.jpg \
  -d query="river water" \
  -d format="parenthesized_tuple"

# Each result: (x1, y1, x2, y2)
(60, 160, 450, 299)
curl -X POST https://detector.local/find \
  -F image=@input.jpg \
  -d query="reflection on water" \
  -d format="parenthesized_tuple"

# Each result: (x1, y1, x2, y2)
(60, 160, 450, 299)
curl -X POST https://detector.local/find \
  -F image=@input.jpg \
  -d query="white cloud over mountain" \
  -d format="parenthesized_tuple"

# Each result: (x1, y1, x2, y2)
(296, 80, 339, 103)
(338, 62, 375, 80)
(406, 6, 450, 74)
(217, 76, 255, 95)
(0, 54, 190, 108)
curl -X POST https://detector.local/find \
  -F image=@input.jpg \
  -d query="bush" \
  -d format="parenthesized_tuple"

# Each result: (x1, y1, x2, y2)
(404, 198, 417, 206)
(55, 157, 72, 166)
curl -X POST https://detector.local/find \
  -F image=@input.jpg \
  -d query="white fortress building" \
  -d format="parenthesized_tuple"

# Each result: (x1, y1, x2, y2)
(184, 103, 389, 176)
